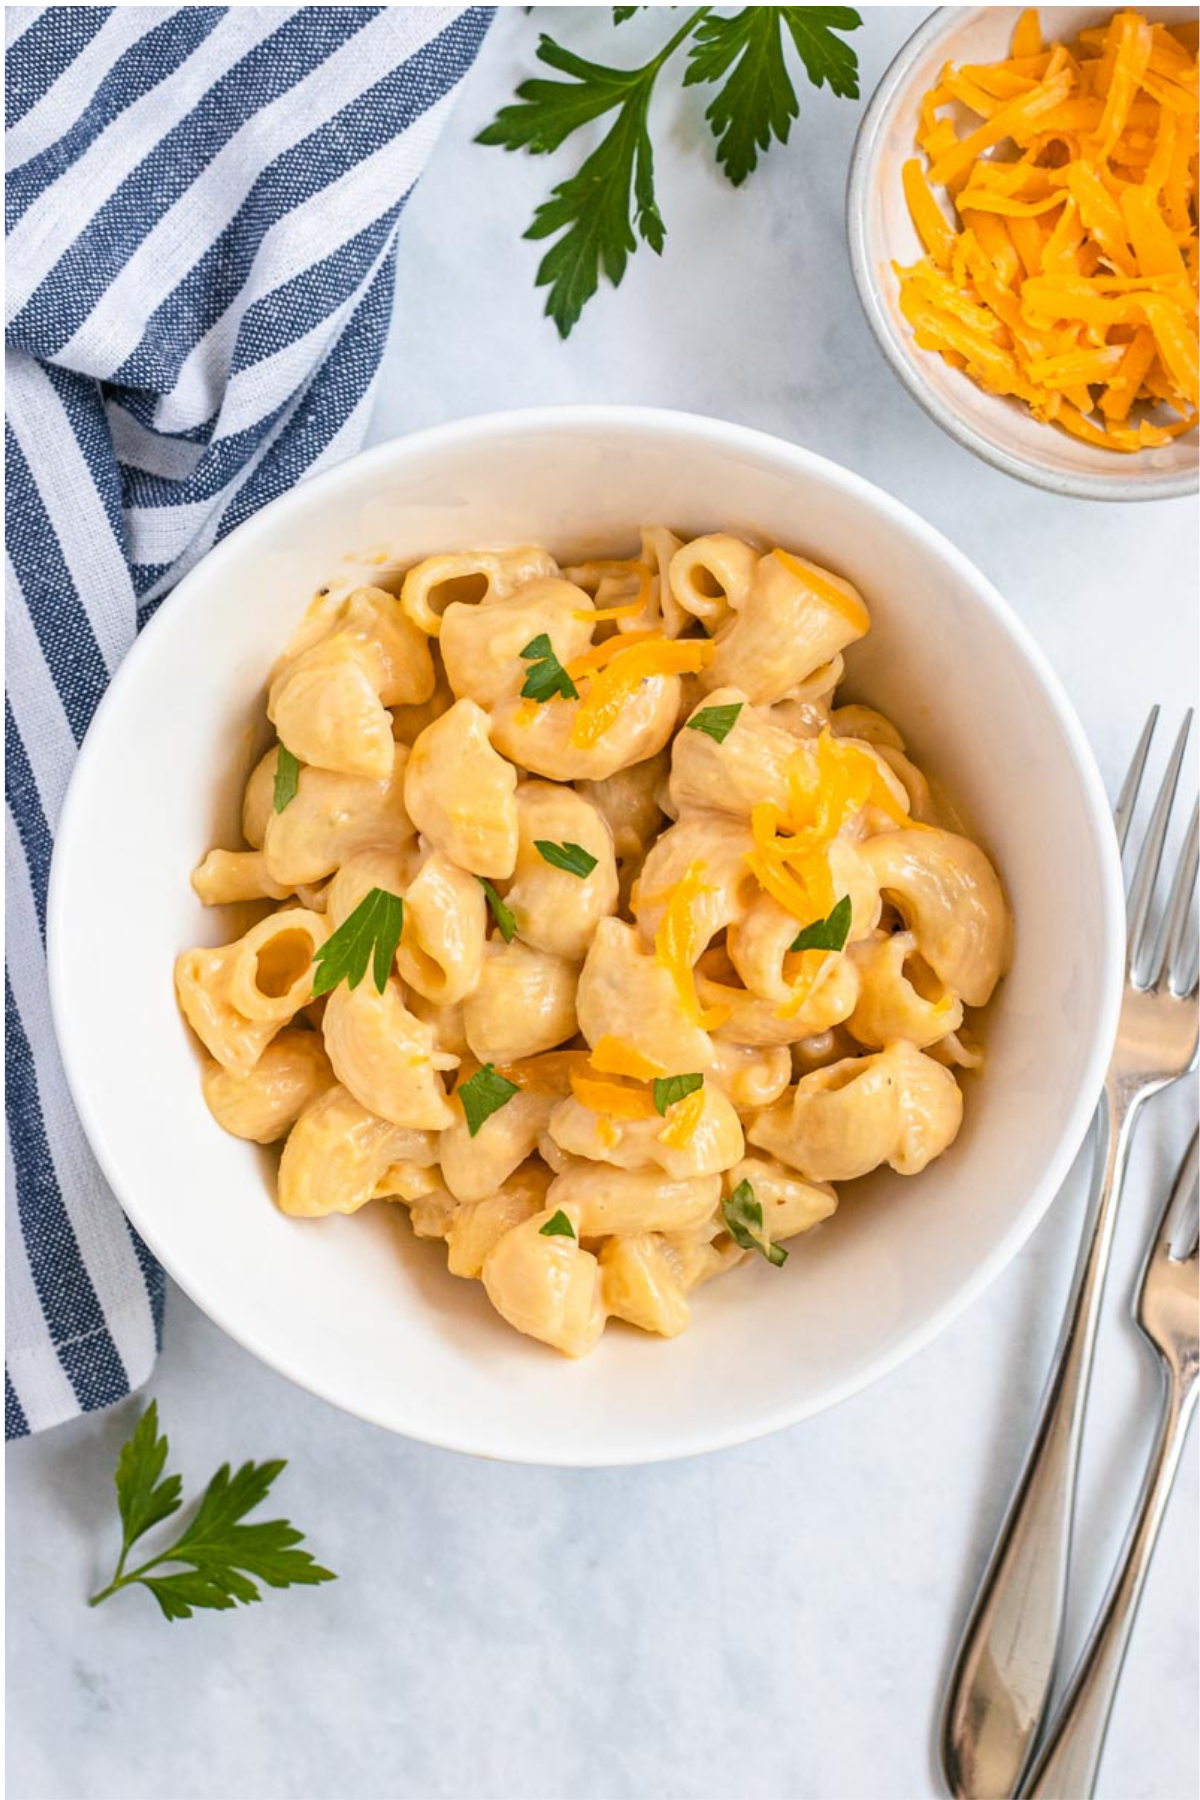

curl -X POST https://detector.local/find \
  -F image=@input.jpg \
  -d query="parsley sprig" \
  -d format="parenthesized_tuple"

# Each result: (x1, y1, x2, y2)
(89, 1403, 335, 1622)
(478, 7, 861, 335)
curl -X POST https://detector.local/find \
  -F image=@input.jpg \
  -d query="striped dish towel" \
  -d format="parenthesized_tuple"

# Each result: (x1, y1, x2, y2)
(5, 5, 492, 1439)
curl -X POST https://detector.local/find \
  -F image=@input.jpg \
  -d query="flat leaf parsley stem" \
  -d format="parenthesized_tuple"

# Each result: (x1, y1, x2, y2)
(88, 1546, 188, 1609)
(641, 8, 710, 71)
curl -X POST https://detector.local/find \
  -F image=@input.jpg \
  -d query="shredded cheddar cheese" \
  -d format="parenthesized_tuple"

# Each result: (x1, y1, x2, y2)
(742, 731, 920, 1015)
(572, 561, 654, 622)
(745, 731, 913, 927)
(569, 1064, 706, 1148)
(773, 549, 872, 632)
(498, 1049, 591, 1094)
(565, 629, 661, 679)
(653, 860, 732, 1030)
(568, 635, 715, 750)
(896, 8, 1199, 452)
(746, 802, 836, 922)
(569, 1072, 659, 1121)
(588, 1035, 668, 1080)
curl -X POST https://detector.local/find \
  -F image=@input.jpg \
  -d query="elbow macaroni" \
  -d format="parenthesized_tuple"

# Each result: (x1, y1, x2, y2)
(178, 529, 1011, 1359)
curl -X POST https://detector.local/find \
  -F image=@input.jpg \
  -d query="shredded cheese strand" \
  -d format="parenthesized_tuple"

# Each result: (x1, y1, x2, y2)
(653, 860, 731, 1030)
(568, 637, 714, 750)
(588, 1035, 668, 1080)
(569, 1073, 659, 1122)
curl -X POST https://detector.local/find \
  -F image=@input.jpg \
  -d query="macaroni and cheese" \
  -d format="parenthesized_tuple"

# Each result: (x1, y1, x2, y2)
(177, 530, 1011, 1357)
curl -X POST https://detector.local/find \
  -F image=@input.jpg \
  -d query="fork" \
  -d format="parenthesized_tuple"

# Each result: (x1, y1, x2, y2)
(1019, 1128, 1199, 1799)
(940, 709, 1199, 1800)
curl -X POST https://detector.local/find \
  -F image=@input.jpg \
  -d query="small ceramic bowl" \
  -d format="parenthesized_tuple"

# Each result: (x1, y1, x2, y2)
(49, 406, 1125, 1465)
(847, 6, 1199, 501)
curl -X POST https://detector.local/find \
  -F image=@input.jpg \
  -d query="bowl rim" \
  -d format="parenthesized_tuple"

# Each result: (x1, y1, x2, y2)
(846, 5, 1199, 504)
(47, 402, 1127, 1464)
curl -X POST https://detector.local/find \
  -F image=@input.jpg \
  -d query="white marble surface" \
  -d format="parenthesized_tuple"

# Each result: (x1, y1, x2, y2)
(7, 9, 1198, 1799)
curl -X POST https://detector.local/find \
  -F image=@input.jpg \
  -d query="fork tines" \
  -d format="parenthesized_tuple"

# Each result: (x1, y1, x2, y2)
(1119, 709, 1198, 997)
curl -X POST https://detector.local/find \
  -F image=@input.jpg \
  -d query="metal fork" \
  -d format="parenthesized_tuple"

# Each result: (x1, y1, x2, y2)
(1019, 1129, 1199, 1799)
(940, 709, 1199, 1800)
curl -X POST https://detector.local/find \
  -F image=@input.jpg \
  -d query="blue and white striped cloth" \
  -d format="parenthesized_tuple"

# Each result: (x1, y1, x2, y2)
(5, 5, 492, 1439)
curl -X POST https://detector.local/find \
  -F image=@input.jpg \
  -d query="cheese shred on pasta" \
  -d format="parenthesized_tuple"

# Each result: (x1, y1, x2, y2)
(569, 637, 715, 750)
(654, 861, 733, 1030)
(896, 8, 1199, 451)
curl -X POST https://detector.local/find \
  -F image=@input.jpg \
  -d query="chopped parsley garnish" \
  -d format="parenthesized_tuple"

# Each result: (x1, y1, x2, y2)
(519, 634, 579, 702)
(458, 1064, 521, 1136)
(534, 839, 598, 878)
(311, 888, 404, 997)
(478, 877, 517, 942)
(686, 702, 743, 744)
(789, 894, 852, 955)
(722, 1179, 787, 1266)
(652, 1071, 704, 1115)
(538, 1209, 577, 1239)
(273, 744, 301, 813)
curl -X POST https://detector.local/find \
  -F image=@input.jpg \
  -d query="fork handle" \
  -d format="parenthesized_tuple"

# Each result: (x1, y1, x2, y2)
(1019, 1370, 1198, 1800)
(940, 1086, 1141, 1800)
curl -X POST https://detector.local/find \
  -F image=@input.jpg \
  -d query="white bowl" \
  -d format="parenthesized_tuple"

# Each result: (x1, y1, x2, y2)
(49, 406, 1125, 1465)
(848, 6, 1199, 501)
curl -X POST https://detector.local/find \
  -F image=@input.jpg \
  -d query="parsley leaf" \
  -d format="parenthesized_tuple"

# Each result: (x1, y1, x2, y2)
(782, 7, 863, 97)
(89, 1402, 335, 1622)
(534, 839, 598, 878)
(273, 744, 301, 813)
(114, 1400, 183, 1548)
(539, 1209, 577, 1239)
(683, 7, 861, 187)
(477, 17, 700, 336)
(686, 702, 743, 744)
(478, 877, 517, 943)
(653, 1071, 704, 1115)
(311, 887, 404, 998)
(458, 1063, 521, 1137)
(613, 6, 640, 22)
(519, 633, 579, 702)
(789, 894, 852, 954)
(722, 1179, 787, 1267)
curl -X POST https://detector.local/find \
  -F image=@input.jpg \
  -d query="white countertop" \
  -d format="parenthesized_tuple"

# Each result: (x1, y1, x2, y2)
(8, 10, 1197, 1798)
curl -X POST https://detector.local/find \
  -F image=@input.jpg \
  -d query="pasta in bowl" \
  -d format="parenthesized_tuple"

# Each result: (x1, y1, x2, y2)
(48, 406, 1123, 1462)
(176, 529, 1012, 1359)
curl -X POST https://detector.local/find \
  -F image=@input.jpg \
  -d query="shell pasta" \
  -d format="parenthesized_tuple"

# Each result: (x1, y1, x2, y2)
(177, 531, 1012, 1358)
